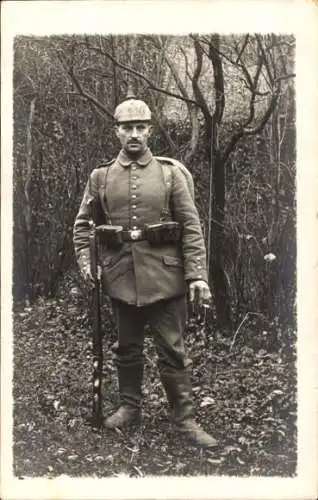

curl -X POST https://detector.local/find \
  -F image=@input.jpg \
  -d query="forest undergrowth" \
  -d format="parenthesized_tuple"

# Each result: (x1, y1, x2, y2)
(13, 272, 297, 478)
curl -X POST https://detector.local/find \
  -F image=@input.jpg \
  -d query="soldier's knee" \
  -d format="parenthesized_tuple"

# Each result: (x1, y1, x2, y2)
(112, 341, 144, 365)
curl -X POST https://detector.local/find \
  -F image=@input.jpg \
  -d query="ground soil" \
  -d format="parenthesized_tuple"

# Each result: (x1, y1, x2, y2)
(13, 274, 297, 478)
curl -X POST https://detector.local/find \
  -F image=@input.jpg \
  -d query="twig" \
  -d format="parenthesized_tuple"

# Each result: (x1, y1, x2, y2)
(230, 312, 265, 351)
(230, 313, 250, 352)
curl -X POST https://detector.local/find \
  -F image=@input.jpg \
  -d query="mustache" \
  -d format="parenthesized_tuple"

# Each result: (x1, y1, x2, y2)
(128, 140, 141, 144)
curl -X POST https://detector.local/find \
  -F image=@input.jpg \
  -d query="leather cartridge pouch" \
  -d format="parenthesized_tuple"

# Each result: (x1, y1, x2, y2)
(96, 224, 124, 249)
(145, 221, 181, 246)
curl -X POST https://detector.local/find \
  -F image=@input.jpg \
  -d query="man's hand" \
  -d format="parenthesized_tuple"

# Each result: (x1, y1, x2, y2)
(80, 263, 102, 289)
(189, 279, 211, 307)
(80, 263, 95, 288)
(78, 253, 97, 289)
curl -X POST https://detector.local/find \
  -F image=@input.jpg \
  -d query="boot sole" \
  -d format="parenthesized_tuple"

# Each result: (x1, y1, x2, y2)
(176, 426, 219, 449)
(104, 415, 140, 430)
(184, 434, 219, 449)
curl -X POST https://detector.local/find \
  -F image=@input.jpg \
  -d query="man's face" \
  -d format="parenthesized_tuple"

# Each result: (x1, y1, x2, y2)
(115, 122, 152, 155)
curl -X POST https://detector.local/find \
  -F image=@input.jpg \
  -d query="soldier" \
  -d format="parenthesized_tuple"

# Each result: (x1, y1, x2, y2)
(73, 92, 218, 448)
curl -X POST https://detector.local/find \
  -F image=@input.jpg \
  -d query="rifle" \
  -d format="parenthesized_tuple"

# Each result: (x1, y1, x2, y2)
(89, 222, 103, 428)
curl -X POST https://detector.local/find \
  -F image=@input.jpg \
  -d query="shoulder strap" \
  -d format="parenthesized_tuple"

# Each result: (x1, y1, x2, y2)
(155, 156, 195, 221)
(94, 158, 116, 224)
(96, 158, 116, 190)
(155, 156, 195, 201)
(161, 162, 173, 220)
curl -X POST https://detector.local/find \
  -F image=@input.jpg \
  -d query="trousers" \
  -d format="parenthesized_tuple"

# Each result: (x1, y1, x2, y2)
(106, 295, 219, 446)
(111, 294, 192, 376)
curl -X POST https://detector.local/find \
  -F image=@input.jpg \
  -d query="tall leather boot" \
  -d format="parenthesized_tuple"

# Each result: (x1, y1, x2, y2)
(161, 372, 219, 448)
(105, 362, 143, 429)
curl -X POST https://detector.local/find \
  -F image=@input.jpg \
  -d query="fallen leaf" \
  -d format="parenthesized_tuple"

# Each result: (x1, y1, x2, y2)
(200, 396, 215, 407)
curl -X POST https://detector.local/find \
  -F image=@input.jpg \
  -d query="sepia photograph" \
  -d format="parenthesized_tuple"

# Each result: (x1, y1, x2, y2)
(1, 2, 318, 500)
(12, 30, 297, 477)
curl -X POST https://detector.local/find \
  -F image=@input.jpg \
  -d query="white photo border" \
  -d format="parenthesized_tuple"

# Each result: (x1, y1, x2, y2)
(1, 1, 318, 499)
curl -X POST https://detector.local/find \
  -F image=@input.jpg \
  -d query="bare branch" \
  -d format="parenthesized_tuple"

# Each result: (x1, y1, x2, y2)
(209, 35, 225, 125)
(155, 37, 167, 86)
(241, 44, 265, 128)
(84, 39, 200, 107)
(192, 39, 211, 123)
(80, 67, 113, 78)
(223, 89, 280, 165)
(255, 35, 274, 86)
(235, 35, 250, 64)
(275, 73, 296, 82)
(152, 36, 201, 163)
(149, 93, 177, 155)
(244, 91, 279, 134)
(180, 46, 192, 81)
(203, 36, 255, 94)
(155, 37, 190, 100)
(55, 51, 114, 119)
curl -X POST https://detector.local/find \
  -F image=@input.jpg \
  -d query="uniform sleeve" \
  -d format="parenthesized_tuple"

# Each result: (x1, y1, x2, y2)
(171, 166, 208, 283)
(73, 169, 100, 265)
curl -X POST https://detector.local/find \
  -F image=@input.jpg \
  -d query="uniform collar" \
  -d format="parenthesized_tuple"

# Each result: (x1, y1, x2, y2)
(117, 148, 153, 168)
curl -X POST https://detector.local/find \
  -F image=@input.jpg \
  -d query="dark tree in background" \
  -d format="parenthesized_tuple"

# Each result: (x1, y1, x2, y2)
(13, 34, 295, 343)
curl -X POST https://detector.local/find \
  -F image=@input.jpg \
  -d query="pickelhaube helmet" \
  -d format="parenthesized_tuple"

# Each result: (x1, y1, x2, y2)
(114, 86, 151, 123)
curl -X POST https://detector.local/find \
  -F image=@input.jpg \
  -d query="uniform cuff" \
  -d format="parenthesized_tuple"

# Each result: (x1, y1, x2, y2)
(184, 256, 208, 282)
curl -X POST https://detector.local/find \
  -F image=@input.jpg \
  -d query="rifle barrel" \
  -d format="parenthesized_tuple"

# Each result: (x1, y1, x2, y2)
(89, 229, 103, 427)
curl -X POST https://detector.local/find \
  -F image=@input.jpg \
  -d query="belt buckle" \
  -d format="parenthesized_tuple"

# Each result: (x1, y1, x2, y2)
(130, 229, 142, 240)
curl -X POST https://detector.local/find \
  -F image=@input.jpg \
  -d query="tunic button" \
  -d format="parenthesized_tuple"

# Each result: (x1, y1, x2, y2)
(198, 275, 202, 278)
(132, 175, 138, 180)
(132, 185, 137, 190)
(132, 165, 137, 170)
(132, 194, 137, 199)
(132, 204, 137, 209)
(197, 266, 202, 270)
(133, 226, 138, 230)
(132, 215, 137, 220)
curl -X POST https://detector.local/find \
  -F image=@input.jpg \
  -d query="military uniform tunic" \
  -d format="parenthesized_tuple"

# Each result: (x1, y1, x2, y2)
(73, 148, 208, 306)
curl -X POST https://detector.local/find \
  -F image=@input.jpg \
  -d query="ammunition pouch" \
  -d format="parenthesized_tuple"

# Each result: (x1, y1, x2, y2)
(95, 225, 124, 249)
(95, 221, 181, 249)
(145, 221, 181, 246)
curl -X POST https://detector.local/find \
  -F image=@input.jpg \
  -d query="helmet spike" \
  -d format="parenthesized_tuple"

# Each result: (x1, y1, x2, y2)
(126, 84, 136, 100)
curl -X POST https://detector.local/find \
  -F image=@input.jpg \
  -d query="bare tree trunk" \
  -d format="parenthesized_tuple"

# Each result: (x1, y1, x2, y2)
(24, 97, 36, 300)
(208, 35, 232, 330)
(267, 102, 284, 349)
(184, 103, 200, 164)
(111, 36, 119, 106)
(208, 122, 232, 330)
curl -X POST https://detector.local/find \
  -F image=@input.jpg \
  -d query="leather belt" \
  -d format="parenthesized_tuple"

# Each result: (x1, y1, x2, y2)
(121, 229, 146, 242)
